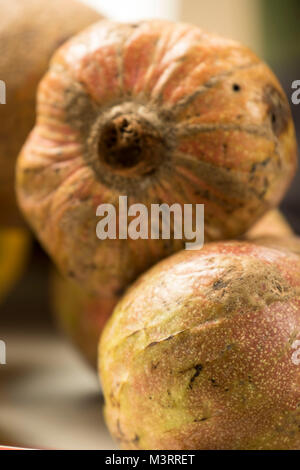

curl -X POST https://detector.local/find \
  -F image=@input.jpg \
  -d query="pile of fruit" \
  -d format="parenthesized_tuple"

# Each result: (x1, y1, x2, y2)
(2, 1, 300, 450)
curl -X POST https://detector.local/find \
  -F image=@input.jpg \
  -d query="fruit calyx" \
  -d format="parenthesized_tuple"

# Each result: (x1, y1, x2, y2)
(93, 103, 167, 178)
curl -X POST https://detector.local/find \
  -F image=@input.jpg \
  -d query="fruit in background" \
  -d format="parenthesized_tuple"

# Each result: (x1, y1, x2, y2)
(100, 241, 300, 450)
(0, 228, 31, 303)
(245, 208, 293, 240)
(0, 0, 102, 226)
(50, 268, 117, 368)
(17, 19, 297, 299)
(246, 211, 300, 257)
(253, 234, 300, 257)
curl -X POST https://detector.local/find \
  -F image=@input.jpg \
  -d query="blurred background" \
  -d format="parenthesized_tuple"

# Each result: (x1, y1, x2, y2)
(0, 0, 299, 449)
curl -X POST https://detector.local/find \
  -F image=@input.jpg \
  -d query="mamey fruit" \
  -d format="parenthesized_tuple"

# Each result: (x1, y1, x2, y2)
(100, 241, 300, 450)
(0, 228, 31, 303)
(17, 19, 297, 298)
(0, 0, 102, 225)
(50, 268, 116, 368)
(245, 209, 293, 240)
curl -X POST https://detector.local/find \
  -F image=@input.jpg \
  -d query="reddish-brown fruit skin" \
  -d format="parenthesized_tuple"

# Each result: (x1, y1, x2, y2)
(16, 20, 297, 297)
(100, 241, 300, 450)
(0, 0, 102, 226)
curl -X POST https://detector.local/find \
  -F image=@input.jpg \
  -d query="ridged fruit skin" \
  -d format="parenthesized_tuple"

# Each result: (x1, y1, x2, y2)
(50, 268, 117, 368)
(0, 0, 102, 226)
(100, 241, 300, 450)
(16, 20, 297, 297)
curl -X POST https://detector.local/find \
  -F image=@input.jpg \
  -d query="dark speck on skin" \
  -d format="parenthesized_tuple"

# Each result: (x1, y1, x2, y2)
(189, 364, 203, 389)
(213, 279, 228, 290)
(232, 83, 241, 92)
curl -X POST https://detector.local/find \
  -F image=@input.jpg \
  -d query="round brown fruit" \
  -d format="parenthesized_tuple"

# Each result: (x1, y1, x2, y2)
(17, 20, 297, 298)
(0, 0, 102, 225)
(100, 241, 300, 450)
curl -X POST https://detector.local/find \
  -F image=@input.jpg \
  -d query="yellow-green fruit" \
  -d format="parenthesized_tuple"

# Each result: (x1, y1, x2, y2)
(0, 228, 31, 302)
(100, 241, 300, 450)
(0, 0, 102, 226)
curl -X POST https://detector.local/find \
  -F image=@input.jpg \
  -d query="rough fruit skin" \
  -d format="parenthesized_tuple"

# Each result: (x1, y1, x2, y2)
(16, 20, 297, 297)
(0, 0, 102, 226)
(50, 268, 117, 368)
(100, 241, 300, 450)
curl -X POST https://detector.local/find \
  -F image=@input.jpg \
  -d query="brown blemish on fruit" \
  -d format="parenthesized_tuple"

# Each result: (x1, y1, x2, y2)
(263, 84, 290, 136)
(188, 364, 203, 389)
(213, 279, 229, 290)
